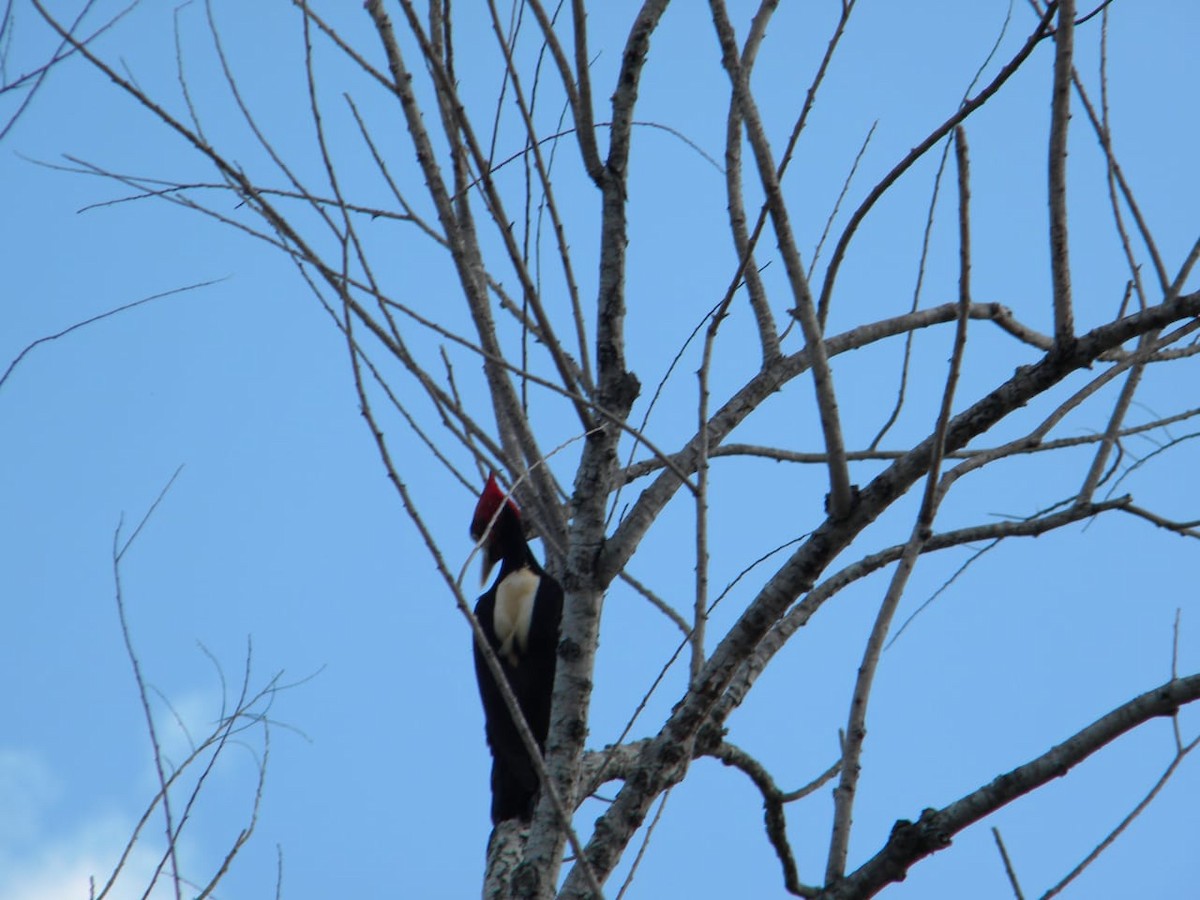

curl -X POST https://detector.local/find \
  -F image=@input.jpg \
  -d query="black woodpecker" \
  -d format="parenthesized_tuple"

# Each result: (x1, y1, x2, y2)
(470, 473, 563, 824)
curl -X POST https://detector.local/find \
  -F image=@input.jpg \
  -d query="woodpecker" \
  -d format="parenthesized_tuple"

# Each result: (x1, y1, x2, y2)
(470, 473, 563, 825)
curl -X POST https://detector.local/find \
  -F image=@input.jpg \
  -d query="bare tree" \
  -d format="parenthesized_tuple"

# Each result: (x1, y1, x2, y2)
(17, 1, 1200, 897)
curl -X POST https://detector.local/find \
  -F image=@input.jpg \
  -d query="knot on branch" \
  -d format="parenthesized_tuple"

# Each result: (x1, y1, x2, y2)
(695, 723, 727, 756)
(824, 484, 861, 520)
(876, 809, 952, 884)
(558, 636, 583, 662)
(658, 739, 686, 767)
(564, 717, 588, 744)
(604, 369, 641, 416)
(916, 808, 952, 849)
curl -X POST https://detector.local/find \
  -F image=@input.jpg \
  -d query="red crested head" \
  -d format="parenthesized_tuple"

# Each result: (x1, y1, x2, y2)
(470, 472, 520, 544)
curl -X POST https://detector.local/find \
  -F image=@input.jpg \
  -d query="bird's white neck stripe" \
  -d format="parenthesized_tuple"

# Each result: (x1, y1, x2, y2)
(494, 568, 539, 666)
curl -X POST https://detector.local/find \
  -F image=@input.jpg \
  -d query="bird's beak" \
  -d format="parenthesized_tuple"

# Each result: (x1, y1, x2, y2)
(479, 546, 497, 587)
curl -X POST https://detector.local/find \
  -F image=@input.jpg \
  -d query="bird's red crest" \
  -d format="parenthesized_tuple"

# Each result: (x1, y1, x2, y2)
(471, 471, 519, 541)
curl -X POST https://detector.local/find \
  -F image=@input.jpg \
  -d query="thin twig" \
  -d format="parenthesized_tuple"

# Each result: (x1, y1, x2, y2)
(0, 0, 135, 143)
(617, 570, 690, 636)
(692, 275, 734, 682)
(1171, 609, 1184, 750)
(1094, 10, 1147, 311)
(869, 0, 1012, 449)
(483, 0, 593, 396)
(112, 468, 186, 900)
(826, 125, 974, 883)
(992, 828, 1026, 900)
(1040, 734, 1200, 899)
(709, 0, 854, 519)
(613, 788, 672, 900)
(817, 2, 1058, 326)
(0, 280, 223, 392)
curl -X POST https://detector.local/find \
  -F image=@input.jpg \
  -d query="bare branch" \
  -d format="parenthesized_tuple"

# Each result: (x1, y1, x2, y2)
(822, 672, 1200, 900)
(1119, 503, 1200, 539)
(1040, 733, 1200, 899)
(817, 3, 1058, 326)
(618, 404, 1200, 477)
(722, 0, 781, 363)
(483, 0, 594, 396)
(604, 291, 1197, 587)
(709, 0, 854, 519)
(0, 0, 137, 143)
(95, 645, 284, 900)
(368, 0, 572, 545)
(407, 7, 598, 483)
(613, 789, 671, 900)
(827, 126, 975, 882)
(1076, 334, 1151, 502)
(1093, 13, 1147, 311)
(992, 828, 1026, 900)
(869, 1, 1013, 448)
(1047, 0, 1075, 345)
(617, 570, 690, 636)
(524, 0, 604, 182)
(730, 0, 857, 359)
(111, 471, 186, 900)
(1066, 43, 1168, 295)
(712, 742, 822, 898)
(0, 280, 223, 393)
(581, 284, 1200, 893)
(809, 120, 876, 286)
(692, 273, 735, 682)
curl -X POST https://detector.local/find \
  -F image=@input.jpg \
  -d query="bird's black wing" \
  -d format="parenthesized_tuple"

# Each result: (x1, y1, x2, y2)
(473, 590, 539, 823)
(523, 571, 563, 750)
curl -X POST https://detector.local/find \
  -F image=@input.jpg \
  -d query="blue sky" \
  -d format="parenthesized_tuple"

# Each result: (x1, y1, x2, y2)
(3, 2, 1199, 898)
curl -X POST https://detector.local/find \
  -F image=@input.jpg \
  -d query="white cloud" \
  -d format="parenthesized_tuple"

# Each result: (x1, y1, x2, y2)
(0, 684, 256, 900)
(0, 746, 214, 900)
(0, 810, 172, 900)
